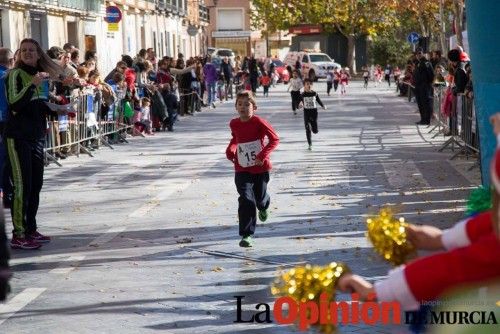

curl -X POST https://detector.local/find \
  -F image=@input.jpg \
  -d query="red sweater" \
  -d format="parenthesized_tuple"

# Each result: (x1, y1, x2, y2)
(226, 115, 279, 173)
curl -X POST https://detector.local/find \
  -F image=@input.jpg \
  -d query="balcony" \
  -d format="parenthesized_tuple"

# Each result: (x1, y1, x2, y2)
(31, 0, 102, 12)
(199, 4, 209, 23)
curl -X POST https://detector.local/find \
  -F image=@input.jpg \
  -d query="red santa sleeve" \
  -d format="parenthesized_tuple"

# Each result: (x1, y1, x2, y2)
(441, 211, 493, 250)
(374, 266, 420, 311)
(375, 233, 500, 311)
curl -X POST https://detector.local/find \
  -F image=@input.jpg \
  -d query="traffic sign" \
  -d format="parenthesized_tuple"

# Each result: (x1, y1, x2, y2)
(407, 32, 420, 44)
(187, 25, 198, 37)
(104, 6, 122, 24)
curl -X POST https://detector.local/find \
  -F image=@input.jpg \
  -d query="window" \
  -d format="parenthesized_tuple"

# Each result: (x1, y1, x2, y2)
(166, 31, 171, 57)
(309, 54, 333, 62)
(217, 9, 244, 30)
(301, 55, 309, 63)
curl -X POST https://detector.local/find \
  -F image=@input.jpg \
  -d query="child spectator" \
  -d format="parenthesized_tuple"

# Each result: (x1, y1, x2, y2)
(298, 79, 326, 150)
(225, 91, 279, 247)
(141, 97, 153, 135)
(161, 83, 178, 132)
(260, 71, 271, 97)
(287, 70, 303, 115)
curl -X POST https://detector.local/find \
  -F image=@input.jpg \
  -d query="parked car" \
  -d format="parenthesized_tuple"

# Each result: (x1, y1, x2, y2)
(208, 48, 236, 69)
(270, 59, 290, 83)
(283, 51, 341, 81)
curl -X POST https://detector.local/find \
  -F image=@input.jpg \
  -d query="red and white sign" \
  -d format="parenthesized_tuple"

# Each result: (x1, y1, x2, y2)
(289, 25, 322, 35)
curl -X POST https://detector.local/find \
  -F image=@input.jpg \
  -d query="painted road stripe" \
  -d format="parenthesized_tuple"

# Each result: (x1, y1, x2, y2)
(49, 255, 86, 274)
(0, 288, 47, 325)
(88, 226, 126, 246)
(382, 160, 430, 189)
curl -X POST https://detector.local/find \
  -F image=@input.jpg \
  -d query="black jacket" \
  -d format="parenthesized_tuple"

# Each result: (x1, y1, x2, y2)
(453, 62, 469, 95)
(4, 63, 56, 140)
(413, 58, 434, 89)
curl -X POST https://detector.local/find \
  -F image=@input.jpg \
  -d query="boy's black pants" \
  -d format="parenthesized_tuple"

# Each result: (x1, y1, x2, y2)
(6, 138, 44, 237)
(235, 171, 270, 237)
(304, 109, 319, 145)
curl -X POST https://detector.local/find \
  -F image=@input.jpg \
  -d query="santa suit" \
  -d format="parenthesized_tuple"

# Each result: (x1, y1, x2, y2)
(375, 211, 500, 310)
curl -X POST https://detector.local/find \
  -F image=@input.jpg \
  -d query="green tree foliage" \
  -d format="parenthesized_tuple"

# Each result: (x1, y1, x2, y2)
(369, 35, 412, 68)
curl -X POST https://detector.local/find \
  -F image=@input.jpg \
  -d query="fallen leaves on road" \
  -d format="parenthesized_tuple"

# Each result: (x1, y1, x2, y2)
(211, 266, 224, 272)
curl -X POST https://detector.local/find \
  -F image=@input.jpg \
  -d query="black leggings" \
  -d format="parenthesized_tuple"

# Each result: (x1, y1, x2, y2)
(304, 109, 318, 145)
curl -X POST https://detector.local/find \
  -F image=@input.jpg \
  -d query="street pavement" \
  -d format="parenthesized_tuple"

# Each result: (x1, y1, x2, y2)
(0, 80, 480, 333)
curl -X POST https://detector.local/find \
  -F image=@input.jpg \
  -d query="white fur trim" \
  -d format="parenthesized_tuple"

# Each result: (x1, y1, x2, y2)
(441, 219, 471, 250)
(374, 266, 419, 311)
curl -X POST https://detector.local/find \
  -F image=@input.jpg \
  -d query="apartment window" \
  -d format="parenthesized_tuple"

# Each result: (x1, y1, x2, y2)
(166, 31, 171, 57)
(217, 9, 244, 31)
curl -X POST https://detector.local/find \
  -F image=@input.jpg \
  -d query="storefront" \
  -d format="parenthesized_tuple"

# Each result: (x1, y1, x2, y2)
(212, 30, 251, 57)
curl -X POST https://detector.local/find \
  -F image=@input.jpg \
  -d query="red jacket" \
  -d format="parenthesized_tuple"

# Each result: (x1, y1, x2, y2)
(374, 211, 500, 310)
(124, 68, 136, 92)
(226, 115, 279, 174)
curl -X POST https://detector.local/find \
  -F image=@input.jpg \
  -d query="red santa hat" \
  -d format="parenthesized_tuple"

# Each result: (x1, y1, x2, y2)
(459, 52, 470, 62)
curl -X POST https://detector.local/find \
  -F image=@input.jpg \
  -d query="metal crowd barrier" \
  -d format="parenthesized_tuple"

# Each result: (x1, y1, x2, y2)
(397, 82, 481, 171)
(44, 86, 132, 166)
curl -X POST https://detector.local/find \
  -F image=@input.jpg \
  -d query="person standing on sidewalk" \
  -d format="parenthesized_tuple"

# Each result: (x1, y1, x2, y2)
(203, 55, 217, 108)
(0, 48, 15, 207)
(287, 70, 303, 115)
(5, 38, 64, 249)
(298, 79, 326, 150)
(413, 48, 435, 125)
(225, 91, 279, 248)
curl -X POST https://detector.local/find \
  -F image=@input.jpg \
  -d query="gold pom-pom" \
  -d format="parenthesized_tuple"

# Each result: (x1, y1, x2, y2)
(366, 208, 416, 266)
(271, 262, 350, 333)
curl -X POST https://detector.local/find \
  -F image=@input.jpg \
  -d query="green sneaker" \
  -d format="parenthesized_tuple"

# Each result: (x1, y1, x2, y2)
(308, 145, 312, 151)
(239, 235, 253, 247)
(258, 209, 268, 222)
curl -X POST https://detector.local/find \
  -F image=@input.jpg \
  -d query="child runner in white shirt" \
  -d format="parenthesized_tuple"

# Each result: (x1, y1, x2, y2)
(287, 70, 303, 115)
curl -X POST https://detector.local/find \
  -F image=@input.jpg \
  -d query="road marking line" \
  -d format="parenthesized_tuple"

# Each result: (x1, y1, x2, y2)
(0, 288, 47, 325)
(49, 255, 86, 274)
(381, 160, 430, 189)
(88, 226, 126, 246)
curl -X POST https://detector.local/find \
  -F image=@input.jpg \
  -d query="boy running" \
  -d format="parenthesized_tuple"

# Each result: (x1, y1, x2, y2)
(298, 79, 327, 150)
(226, 91, 279, 247)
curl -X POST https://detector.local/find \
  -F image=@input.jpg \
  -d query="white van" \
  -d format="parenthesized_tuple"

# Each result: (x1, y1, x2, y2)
(283, 51, 341, 81)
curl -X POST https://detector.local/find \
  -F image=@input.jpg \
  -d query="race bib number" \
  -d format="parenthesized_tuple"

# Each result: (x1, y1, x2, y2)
(303, 96, 316, 109)
(237, 140, 262, 167)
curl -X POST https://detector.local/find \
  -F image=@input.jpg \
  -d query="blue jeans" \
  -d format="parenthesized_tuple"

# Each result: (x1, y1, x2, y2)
(206, 82, 216, 105)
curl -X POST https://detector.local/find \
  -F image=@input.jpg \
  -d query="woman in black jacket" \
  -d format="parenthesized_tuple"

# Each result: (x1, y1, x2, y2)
(5, 38, 64, 250)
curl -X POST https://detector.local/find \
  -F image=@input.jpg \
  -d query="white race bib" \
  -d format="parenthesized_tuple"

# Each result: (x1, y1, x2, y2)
(237, 140, 262, 167)
(303, 96, 316, 109)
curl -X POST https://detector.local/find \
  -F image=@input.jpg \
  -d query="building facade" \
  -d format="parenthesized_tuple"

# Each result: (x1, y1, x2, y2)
(0, 0, 209, 74)
(206, 0, 251, 57)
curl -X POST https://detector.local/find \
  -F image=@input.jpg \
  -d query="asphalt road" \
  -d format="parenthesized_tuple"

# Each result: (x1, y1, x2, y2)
(0, 80, 480, 333)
